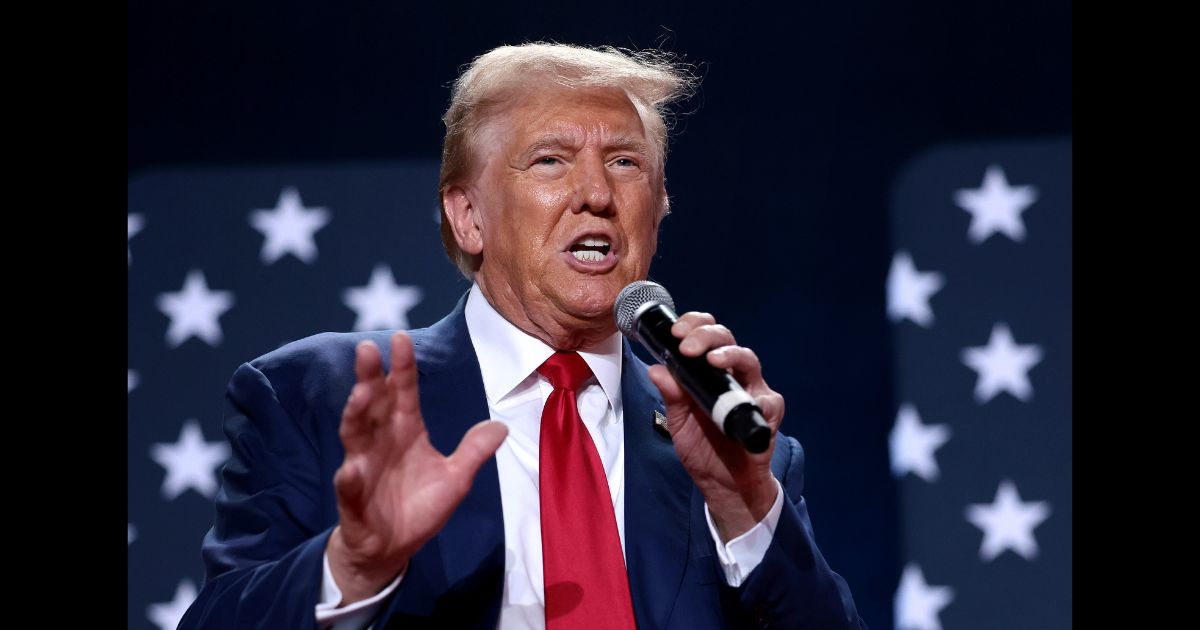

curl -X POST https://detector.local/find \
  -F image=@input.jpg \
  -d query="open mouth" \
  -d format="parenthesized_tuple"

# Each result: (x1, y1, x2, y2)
(568, 237, 612, 263)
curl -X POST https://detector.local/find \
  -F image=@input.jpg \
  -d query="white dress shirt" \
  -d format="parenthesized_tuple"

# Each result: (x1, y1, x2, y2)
(316, 284, 784, 629)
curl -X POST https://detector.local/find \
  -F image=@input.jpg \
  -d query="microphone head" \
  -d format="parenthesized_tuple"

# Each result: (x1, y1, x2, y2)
(614, 280, 675, 337)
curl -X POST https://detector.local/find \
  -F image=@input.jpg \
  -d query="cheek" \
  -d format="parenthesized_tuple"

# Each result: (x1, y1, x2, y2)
(628, 232, 657, 270)
(507, 184, 573, 241)
(620, 196, 660, 258)
(526, 185, 571, 211)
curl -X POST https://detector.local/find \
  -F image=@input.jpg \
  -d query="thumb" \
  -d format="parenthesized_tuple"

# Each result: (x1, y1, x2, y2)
(647, 364, 689, 406)
(448, 419, 508, 481)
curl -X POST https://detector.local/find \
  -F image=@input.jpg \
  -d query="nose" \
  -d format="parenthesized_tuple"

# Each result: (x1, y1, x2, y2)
(573, 154, 613, 215)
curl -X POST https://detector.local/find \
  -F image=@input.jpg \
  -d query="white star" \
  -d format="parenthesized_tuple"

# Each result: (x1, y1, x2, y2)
(128, 369, 139, 394)
(342, 264, 423, 331)
(894, 563, 954, 630)
(128, 523, 137, 545)
(150, 420, 230, 500)
(156, 270, 235, 348)
(146, 579, 197, 630)
(887, 251, 944, 327)
(953, 164, 1038, 244)
(889, 403, 951, 482)
(966, 479, 1051, 561)
(960, 323, 1044, 403)
(128, 213, 144, 265)
(249, 186, 331, 265)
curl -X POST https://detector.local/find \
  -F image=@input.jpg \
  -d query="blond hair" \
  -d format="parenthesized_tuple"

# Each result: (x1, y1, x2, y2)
(438, 42, 697, 277)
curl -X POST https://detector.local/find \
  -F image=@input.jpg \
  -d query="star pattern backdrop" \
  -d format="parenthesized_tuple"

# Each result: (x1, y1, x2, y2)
(886, 138, 1072, 629)
(127, 160, 471, 629)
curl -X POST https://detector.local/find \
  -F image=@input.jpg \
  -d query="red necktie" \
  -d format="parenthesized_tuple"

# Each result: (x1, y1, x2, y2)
(538, 352, 636, 629)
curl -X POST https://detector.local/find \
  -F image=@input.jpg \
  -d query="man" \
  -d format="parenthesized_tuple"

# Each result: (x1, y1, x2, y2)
(181, 43, 864, 629)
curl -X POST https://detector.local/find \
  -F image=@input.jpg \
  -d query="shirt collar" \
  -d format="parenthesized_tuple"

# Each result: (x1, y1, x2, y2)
(464, 283, 623, 419)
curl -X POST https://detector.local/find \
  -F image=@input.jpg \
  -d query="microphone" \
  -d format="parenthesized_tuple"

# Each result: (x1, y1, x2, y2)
(614, 280, 772, 453)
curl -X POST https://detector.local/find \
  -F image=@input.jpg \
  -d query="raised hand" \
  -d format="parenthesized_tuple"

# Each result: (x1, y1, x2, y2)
(645, 312, 785, 542)
(326, 332, 508, 604)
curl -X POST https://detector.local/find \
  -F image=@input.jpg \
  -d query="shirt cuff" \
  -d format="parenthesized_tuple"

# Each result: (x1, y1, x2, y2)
(315, 551, 404, 630)
(703, 476, 785, 587)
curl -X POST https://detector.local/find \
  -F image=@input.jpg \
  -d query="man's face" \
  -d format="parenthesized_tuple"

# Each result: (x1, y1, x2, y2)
(458, 86, 664, 340)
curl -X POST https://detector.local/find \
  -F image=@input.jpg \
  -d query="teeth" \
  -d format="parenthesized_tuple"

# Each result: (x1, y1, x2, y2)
(579, 237, 610, 247)
(572, 250, 605, 262)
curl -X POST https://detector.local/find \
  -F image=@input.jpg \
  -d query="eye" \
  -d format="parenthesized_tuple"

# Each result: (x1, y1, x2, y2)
(535, 156, 562, 166)
(612, 157, 639, 168)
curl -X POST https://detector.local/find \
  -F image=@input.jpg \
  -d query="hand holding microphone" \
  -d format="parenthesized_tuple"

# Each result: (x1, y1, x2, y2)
(614, 281, 775, 453)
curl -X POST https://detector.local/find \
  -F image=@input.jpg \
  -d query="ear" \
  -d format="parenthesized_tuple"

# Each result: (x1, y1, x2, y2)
(655, 181, 671, 229)
(442, 185, 484, 256)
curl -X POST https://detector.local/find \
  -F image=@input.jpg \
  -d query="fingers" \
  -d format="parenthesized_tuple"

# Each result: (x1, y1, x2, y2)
(334, 457, 367, 509)
(646, 364, 688, 407)
(706, 345, 764, 385)
(386, 332, 422, 416)
(447, 420, 509, 488)
(340, 382, 376, 450)
(652, 322, 785, 431)
(672, 313, 737, 360)
(343, 382, 370, 419)
(707, 346, 782, 424)
(672, 311, 716, 334)
(343, 342, 385, 444)
(354, 340, 384, 383)
(673, 313, 722, 355)
(755, 391, 786, 427)
(341, 335, 424, 451)
(672, 314, 769, 394)
(648, 364, 729, 444)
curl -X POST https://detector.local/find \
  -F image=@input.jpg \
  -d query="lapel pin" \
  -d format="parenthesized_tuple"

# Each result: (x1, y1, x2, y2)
(653, 410, 671, 438)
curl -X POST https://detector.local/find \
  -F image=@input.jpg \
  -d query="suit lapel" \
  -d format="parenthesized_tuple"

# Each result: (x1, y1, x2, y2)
(621, 341, 693, 629)
(377, 297, 694, 628)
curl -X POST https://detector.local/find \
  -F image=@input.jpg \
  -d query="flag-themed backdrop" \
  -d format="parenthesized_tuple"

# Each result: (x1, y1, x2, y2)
(887, 140, 1071, 629)
(129, 2, 1071, 628)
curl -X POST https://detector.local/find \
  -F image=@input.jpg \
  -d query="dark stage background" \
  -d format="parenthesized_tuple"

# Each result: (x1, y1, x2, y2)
(128, 2, 1072, 628)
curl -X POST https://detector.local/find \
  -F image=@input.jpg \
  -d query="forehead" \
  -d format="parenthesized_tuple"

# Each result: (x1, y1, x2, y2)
(492, 85, 648, 146)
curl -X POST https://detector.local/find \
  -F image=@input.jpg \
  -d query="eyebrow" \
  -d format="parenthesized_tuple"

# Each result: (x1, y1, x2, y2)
(517, 134, 651, 162)
(604, 135, 651, 157)
(518, 135, 580, 160)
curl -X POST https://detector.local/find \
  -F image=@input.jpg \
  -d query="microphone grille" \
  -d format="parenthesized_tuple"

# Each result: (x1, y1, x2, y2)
(614, 280, 675, 336)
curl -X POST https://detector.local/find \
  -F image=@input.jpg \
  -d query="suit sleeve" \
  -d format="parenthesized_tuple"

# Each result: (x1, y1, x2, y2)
(179, 361, 341, 629)
(734, 435, 867, 629)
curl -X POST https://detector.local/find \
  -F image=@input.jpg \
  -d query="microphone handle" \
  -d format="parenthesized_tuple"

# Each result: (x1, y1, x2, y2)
(635, 304, 772, 453)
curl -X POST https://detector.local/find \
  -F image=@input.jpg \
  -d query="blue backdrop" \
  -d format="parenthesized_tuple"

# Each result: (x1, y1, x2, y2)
(128, 2, 1071, 628)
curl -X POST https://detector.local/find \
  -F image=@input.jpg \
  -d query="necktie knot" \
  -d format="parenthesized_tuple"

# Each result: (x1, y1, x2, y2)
(537, 352, 593, 392)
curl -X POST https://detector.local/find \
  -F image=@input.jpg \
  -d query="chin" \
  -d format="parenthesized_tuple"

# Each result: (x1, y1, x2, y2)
(554, 278, 624, 321)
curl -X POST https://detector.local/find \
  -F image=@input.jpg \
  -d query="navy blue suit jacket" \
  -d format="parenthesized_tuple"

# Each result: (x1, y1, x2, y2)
(180, 296, 864, 629)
